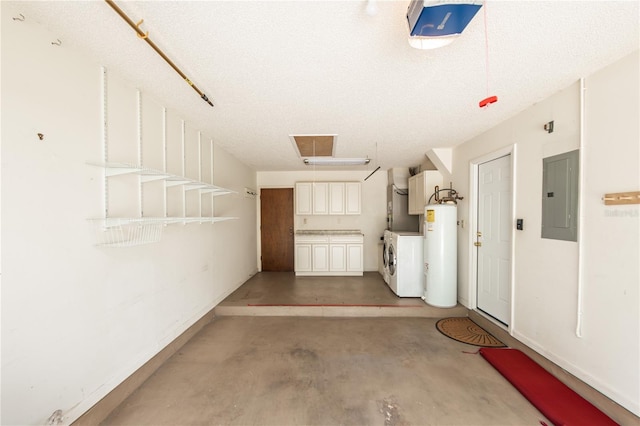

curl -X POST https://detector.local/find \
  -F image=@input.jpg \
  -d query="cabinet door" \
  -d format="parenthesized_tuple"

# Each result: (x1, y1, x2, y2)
(408, 172, 444, 214)
(312, 244, 329, 271)
(294, 244, 312, 272)
(295, 183, 312, 215)
(312, 183, 329, 215)
(423, 171, 443, 205)
(329, 244, 346, 271)
(329, 182, 345, 215)
(415, 173, 425, 213)
(346, 244, 363, 272)
(345, 182, 361, 215)
(408, 174, 418, 215)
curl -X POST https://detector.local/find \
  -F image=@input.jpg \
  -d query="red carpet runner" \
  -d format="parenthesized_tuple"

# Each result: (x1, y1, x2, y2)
(479, 348, 618, 426)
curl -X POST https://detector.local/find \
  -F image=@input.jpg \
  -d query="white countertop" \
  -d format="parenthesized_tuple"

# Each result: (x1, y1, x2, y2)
(295, 229, 363, 235)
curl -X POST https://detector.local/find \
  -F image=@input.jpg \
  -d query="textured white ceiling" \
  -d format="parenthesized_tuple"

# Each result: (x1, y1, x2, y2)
(10, 0, 639, 171)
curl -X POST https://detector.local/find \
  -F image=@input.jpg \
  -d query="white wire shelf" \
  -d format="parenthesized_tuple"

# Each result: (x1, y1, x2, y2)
(93, 221, 164, 247)
(90, 216, 238, 228)
(91, 217, 237, 247)
(88, 161, 235, 196)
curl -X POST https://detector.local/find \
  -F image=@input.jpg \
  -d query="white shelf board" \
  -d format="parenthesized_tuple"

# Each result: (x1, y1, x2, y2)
(88, 161, 235, 194)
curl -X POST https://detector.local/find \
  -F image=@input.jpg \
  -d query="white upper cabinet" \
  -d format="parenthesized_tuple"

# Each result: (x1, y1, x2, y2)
(295, 181, 361, 216)
(329, 182, 345, 215)
(312, 182, 329, 215)
(408, 171, 443, 214)
(295, 182, 313, 215)
(345, 182, 361, 215)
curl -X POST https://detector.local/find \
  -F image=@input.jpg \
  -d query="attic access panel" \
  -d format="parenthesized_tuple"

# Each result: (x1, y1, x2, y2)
(407, 1, 482, 37)
(290, 135, 336, 157)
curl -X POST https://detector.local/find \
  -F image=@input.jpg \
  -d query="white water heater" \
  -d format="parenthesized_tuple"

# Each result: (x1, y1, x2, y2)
(423, 204, 457, 307)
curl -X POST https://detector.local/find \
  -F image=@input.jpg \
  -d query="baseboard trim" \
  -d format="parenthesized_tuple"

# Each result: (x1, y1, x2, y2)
(469, 310, 639, 425)
(71, 308, 216, 426)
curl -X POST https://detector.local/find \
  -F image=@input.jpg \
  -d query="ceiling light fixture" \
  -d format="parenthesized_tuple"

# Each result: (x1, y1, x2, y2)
(365, 0, 379, 16)
(304, 157, 370, 166)
(408, 36, 457, 50)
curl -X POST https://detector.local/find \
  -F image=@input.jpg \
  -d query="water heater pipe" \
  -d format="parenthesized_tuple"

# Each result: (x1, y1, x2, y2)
(576, 77, 586, 338)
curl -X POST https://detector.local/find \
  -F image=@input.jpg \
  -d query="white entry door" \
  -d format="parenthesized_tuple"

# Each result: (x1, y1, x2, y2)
(477, 154, 512, 325)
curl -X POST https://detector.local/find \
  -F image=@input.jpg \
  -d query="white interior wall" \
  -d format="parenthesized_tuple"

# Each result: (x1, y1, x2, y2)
(1, 7, 257, 425)
(580, 50, 639, 415)
(257, 170, 387, 271)
(451, 51, 639, 415)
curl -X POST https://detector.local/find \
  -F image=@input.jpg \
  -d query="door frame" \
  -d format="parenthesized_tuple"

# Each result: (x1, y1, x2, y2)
(257, 185, 294, 272)
(467, 145, 517, 331)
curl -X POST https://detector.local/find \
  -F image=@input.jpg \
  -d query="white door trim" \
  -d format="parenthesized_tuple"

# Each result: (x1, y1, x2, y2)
(467, 145, 517, 332)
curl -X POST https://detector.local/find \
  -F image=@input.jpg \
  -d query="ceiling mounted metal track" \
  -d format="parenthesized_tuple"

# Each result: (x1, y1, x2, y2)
(104, 0, 214, 107)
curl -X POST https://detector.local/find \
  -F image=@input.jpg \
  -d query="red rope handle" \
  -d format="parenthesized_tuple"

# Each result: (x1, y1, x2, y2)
(483, 0, 490, 98)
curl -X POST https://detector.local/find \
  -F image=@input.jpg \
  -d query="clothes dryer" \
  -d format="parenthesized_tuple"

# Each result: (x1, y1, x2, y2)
(387, 232, 424, 297)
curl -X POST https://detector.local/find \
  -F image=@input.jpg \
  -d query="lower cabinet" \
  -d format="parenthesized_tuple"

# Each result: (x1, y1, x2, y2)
(330, 244, 346, 272)
(346, 244, 363, 272)
(294, 244, 313, 272)
(313, 244, 329, 272)
(295, 234, 363, 276)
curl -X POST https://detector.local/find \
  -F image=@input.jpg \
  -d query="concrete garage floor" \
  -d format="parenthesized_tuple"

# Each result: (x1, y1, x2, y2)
(103, 317, 548, 425)
(103, 273, 550, 425)
(214, 272, 468, 318)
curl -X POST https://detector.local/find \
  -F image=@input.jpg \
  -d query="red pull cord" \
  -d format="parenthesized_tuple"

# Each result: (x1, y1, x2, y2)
(479, 0, 497, 108)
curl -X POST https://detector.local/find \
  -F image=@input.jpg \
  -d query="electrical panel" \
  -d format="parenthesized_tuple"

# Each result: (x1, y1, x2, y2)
(541, 149, 579, 242)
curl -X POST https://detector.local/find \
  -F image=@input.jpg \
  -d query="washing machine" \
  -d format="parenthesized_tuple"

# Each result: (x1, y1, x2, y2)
(387, 232, 424, 297)
(382, 230, 392, 284)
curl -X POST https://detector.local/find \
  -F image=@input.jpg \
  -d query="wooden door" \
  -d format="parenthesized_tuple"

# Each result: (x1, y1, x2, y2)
(477, 154, 512, 325)
(261, 188, 294, 271)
